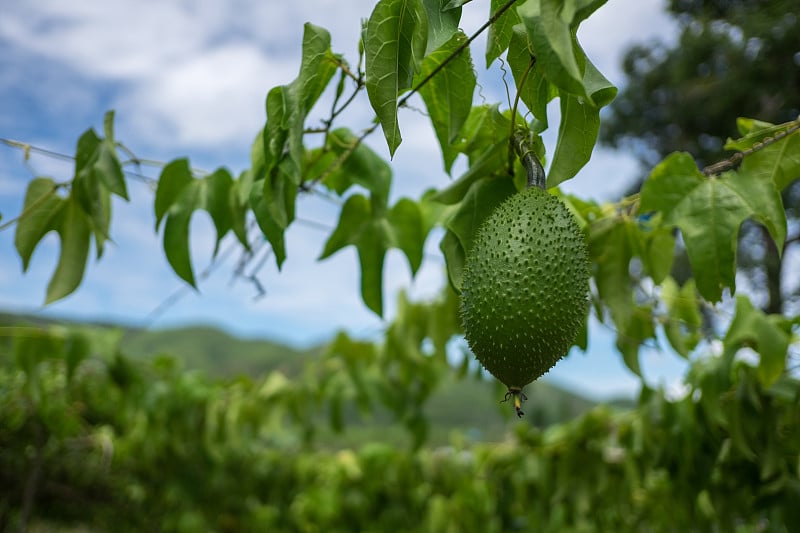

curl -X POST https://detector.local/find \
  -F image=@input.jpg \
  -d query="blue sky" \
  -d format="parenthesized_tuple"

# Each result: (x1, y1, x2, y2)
(0, 0, 690, 399)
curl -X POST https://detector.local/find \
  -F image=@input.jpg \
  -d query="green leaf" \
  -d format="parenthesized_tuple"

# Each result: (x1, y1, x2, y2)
(415, 30, 475, 173)
(365, 0, 428, 156)
(640, 152, 787, 302)
(155, 164, 237, 285)
(388, 198, 425, 273)
(319, 194, 425, 315)
(422, 0, 461, 55)
(440, 175, 517, 291)
(588, 217, 634, 327)
(46, 198, 92, 304)
(228, 180, 250, 248)
(731, 124, 800, 191)
(431, 142, 506, 204)
(155, 159, 193, 229)
(240, 131, 264, 204)
(615, 306, 655, 377)
(248, 24, 338, 269)
(14, 178, 65, 271)
(296, 23, 338, 114)
(250, 185, 287, 267)
(452, 104, 512, 162)
(582, 55, 617, 108)
(315, 128, 392, 208)
(547, 93, 600, 188)
(73, 129, 112, 257)
(518, 0, 584, 100)
(726, 117, 794, 151)
(265, 85, 304, 185)
(94, 141, 126, 200)
(97, 110, 128, 200)
(485, 0, 521, 67)
(517, 0, 609, 103)
(442, 0, 471, 9)
(661, 277, 702, 358)
(14, 179, 95, 303)
(724, 296, 790, 387)
(200, 169, 235, 255)
(507, 26, 555, 130)
(440, 230, 466, 292)
(432, 104, 512, 199)
(640, 224, 675, 284)
(163, 184, 200, 287)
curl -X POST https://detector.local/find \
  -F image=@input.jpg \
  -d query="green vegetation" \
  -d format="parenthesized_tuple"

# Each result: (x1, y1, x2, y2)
(1, 319, 797, 531)
(0, 311, 600, 450)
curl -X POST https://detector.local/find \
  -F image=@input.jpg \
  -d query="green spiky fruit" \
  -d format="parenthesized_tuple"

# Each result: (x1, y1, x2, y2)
(461, 186, 589, 394)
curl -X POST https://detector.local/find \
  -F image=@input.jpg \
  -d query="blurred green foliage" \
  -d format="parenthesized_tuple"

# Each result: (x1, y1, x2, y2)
(1, 319, 798, 531)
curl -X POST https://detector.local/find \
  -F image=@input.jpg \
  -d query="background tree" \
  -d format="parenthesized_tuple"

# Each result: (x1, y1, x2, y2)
(601, 0, 800, 314)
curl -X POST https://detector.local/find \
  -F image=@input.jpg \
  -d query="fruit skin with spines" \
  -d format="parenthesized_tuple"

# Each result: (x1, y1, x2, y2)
(460, 186, 590, 392)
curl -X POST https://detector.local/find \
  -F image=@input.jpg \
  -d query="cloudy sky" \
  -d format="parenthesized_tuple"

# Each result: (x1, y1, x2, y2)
(0, 0, 688, 399)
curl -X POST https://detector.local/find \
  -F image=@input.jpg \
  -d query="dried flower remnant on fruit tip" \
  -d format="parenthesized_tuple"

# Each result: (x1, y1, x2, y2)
(502, 387, 528, 418)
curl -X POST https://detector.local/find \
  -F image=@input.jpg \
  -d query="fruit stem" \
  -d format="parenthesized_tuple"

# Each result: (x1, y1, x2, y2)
(502, 387, 528, 418)
(512, 131, 545, 190)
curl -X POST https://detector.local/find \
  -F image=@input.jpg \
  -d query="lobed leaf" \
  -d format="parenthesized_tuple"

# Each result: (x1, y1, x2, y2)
(14, 177, 65, 271)
(155, 162, 238, 286)
(319, 194, 425, 315)
(726, 119, 800, 191)
(388, 197, 425, 273)
(640, 152, 787, 302)
(198, 169, 235, 256)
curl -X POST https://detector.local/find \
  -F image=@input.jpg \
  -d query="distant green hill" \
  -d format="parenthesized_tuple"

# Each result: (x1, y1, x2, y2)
(1, 311, 616, 445)
(121, 325, 319, 378)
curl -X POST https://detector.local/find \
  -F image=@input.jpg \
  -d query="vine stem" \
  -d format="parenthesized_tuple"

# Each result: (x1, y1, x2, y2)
(507, 55, 537, 175)
(702, 116, 800, 176)
(512, 131, 546, 190)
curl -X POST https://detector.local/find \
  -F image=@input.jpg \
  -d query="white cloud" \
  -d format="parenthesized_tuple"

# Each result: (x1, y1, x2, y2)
(118, 43, 296, 149)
